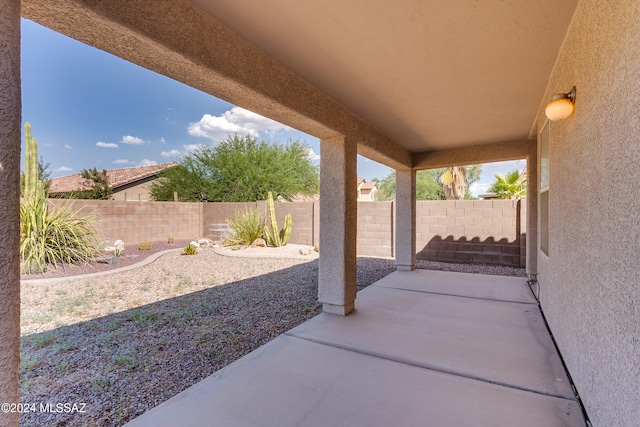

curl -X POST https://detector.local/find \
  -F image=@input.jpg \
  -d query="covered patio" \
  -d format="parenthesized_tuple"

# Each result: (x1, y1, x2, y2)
(125, 269, 585, 426)
(1, 1, 638, 426)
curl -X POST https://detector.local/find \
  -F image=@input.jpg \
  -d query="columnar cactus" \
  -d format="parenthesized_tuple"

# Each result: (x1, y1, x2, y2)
(24, 122, 40, 199)
(263, 192, 292, 247)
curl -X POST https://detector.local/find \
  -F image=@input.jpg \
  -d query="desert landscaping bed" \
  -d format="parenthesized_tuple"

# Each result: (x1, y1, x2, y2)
(19, 246, 525, 426)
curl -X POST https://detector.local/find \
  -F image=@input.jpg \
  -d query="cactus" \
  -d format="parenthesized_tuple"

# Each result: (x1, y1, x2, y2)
(263, 192, 292, 247)
(24, 122, 40, 199)
(280, 213, 292, 246)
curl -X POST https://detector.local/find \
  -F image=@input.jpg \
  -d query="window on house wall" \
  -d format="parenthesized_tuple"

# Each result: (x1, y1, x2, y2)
(540, 120, 550, 255)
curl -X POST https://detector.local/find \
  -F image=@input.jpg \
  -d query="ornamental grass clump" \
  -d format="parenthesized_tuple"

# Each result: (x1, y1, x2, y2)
(224, 208, 265, 246)
(20, 189, 99, 274)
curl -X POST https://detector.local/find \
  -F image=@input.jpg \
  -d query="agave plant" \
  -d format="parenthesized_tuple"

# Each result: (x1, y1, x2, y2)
(181, 243, 198, 255)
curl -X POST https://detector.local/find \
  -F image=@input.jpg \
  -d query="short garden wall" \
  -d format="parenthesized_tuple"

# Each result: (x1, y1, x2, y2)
(48, 198, 525, 267)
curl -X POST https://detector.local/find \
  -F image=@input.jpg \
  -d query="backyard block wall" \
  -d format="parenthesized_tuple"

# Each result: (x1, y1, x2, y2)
(201, 201, 317, 246)
(416, 199, 525, 266)
(356, 200, 525, 267)
(48, 199, 203, 246)
(356, 201, 395, 257)
(202, 202, 262, 242)
(48, 199, 525, 267)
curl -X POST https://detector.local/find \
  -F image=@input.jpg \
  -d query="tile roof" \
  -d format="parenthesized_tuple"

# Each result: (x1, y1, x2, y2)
(49, 163, 177, 194)
(360, 181, 378, 190)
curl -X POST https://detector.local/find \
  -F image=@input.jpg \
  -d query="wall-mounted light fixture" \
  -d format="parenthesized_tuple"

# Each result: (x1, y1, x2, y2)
(545, 86, 576, 121)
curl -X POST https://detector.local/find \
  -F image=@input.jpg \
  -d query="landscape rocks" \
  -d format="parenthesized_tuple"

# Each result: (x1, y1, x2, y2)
(251, 238, 267, 247)
(197, 238, 214, 248)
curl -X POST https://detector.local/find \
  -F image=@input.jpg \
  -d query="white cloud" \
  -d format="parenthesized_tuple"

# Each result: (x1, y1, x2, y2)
(64, 144, 73, 149)
(183, 144, 206, 153)
(470, 182, 492, 197)
(306, 147, 320, 161)
(96, 142, 118, 148)
(160, 149, 181, 158)
(159, 137, 166, 144)
(113, 159, 134, 164)
(121, 135, 146, 145)
(55, 166, 73, 172)
(482, 159, 526, 176)
(138, 159, 157, 166)
(187, 107, 290, 142)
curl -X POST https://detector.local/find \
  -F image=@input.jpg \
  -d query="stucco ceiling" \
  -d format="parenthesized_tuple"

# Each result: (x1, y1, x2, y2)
(190, 0, 577, 153)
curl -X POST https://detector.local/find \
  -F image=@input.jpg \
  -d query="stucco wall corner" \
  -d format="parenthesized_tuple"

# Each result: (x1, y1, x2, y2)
(0, 1, 22, 425)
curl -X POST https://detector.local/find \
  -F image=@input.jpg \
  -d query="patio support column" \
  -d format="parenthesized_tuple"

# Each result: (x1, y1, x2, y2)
(0, 2, 22, 427)
(526, 145, 538, 278)
(395, 168, 416, 270)
(318, 136, 357, 315)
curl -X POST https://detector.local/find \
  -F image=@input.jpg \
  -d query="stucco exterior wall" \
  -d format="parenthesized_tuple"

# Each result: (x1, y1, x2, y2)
(111, 178, 156, 201)
(0, 3, 21, 425)
(535, 1, 640, 425)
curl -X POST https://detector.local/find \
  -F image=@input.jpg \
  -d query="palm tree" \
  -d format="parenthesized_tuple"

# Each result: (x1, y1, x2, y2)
(488, 169, 527, 199)
(440, 166, 467, 200)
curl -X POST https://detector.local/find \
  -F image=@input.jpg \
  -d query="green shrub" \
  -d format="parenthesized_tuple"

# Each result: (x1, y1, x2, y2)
(181, 243, 198, 255)
(225, 208, 265, 246)
(138, 241, 152, 250)
(20, 188, 99, 274)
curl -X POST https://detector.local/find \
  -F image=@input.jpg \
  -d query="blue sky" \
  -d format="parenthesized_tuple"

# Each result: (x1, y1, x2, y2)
(21, 19, 524, 196)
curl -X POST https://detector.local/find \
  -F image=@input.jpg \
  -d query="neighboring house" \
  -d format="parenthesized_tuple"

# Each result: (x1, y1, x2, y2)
(48, 163, 177, 200)
(357, 177, 378, 201)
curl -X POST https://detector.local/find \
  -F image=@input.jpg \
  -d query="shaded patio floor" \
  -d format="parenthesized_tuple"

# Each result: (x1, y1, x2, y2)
(125, 269, 586, 426)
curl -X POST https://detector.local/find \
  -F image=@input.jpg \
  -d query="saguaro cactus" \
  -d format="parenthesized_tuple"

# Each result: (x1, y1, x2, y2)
(263, 192, 292, 247)
(24, 122, 40, 199)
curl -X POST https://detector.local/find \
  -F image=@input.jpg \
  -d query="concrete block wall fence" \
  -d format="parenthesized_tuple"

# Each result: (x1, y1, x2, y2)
(47, 199, 203, 246)
(46, 199, 525, 267)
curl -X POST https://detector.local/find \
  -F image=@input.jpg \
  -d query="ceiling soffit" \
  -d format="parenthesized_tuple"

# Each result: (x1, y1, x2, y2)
(192, 0, 578, 152)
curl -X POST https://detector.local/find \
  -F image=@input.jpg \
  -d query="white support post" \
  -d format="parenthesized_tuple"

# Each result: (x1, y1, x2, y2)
(395, 169, 416, 270)
(318, 137, 357, 315)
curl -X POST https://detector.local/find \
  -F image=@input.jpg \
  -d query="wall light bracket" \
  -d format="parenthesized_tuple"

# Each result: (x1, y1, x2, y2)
(545, 86, 576, 121)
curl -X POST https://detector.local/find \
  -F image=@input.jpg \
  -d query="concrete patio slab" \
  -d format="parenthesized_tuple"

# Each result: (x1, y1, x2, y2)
(290, 285, 573, 399)
(125, 335, 584, 427)
(124, 269, 585, 426)
(375, 269, 536, 303)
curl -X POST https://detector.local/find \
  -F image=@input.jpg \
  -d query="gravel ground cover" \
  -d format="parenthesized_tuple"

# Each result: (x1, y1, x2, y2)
(19, 246, 525, 426)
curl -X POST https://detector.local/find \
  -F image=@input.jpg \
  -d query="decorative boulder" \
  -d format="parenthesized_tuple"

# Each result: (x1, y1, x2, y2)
(299, 248, 312, 256)
(189, 241, 201, 248)
(198, 238, 214, 248)
(251, 238, 267, 247)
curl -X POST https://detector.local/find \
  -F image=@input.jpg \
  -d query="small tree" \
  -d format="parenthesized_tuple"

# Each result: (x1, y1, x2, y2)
(440, 166, 467, 200)
(150, 134, 319, 202)
(68, 168, 113, 200)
